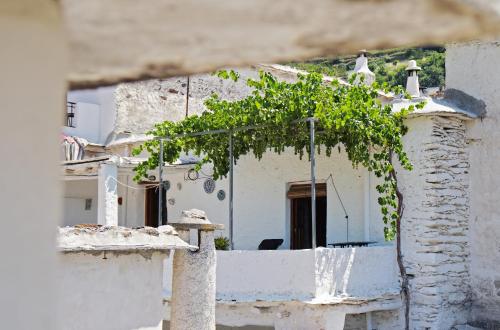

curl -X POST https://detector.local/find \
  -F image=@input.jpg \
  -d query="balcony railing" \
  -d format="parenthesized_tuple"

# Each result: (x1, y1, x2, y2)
(66, 101, 76, 128)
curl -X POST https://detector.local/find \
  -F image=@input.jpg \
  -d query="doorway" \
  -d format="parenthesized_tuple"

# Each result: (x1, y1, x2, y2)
(145, 186, 167, 227)
(288, 183, 327, 249)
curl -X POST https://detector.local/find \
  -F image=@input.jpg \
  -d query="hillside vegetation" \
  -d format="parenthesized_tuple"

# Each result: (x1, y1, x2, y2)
(287, 47, 445, 88)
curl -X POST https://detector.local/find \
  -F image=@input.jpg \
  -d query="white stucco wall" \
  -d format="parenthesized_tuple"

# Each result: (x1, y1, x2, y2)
(0, 2, 66, 329)
(63, 102, 101, 143)
(63, 179, 98, 226)
(67, 86, 117, 145)
(157, 148, 372, 250)
(58, 251, 167, 330)
(447, 41, 500, 326)
(117, 173, 146, 228)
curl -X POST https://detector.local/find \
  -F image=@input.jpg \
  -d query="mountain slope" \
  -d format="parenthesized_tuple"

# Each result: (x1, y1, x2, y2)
(286, 47, 445, 88)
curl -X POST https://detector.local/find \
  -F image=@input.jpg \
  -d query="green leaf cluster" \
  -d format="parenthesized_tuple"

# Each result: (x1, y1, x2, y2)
(214, 236, 230, 250)
(133, 71, 417, 240)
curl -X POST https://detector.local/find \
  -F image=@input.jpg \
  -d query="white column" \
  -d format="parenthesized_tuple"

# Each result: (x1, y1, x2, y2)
(364, 169, 371, 241)
(0, 1, 67, 329)
(170, 229, 216, 330)
(98, 162, 118, 226)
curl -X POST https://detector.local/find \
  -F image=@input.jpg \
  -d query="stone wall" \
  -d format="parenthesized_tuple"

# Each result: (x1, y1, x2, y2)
(399, 115, 470, 329)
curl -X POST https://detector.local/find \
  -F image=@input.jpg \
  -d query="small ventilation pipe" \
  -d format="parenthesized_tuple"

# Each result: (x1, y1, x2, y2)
(353, 49, 375, 86)
(405, 60, 422, 98)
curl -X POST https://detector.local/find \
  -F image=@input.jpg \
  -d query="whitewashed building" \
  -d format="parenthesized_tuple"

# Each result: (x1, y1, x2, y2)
(61, 42, 499, 329)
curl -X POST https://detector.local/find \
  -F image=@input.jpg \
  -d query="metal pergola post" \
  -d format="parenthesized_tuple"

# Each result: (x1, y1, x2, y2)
(309, 118, 317, 249)
(158, 139, 164, 226)
(228, 131, 234, 250)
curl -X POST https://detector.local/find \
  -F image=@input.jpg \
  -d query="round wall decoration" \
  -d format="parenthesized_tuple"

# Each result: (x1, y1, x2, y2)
(163, 180, 171, 191)
(203, 178, 216, 194)
(217, 189, 226, 201)
(168, 198, 175, 205)
(187, 169, 199, 181)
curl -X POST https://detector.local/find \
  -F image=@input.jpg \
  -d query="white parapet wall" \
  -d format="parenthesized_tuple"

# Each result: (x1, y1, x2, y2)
(57, 226, 196, 330)
(163, 245, 400, 327)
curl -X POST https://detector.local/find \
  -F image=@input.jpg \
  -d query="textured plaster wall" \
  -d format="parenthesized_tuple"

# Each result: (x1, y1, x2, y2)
(398, 115, 471, 329)
(57, 252, 166, 330)
(60, 0, 500, 89)
(113, 69, 257, 135)
(447, 42, 500, 326)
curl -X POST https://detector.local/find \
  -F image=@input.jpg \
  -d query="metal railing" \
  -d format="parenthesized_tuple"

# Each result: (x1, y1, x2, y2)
(66, 102, 76, 127)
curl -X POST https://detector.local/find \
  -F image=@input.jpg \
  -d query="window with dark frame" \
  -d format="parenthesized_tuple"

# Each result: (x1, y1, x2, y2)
(66, 101, 76, 128)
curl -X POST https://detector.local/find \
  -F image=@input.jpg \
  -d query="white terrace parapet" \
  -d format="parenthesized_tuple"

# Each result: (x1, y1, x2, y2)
(164, 245, 400, 305)
(57, 225, 197, 330)
(58, 225, 196, 252)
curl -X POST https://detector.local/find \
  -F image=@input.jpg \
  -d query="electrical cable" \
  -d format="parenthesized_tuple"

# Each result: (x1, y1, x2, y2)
(326, 173, 350, 241)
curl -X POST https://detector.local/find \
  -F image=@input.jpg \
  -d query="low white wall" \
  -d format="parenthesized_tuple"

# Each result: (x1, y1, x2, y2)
(216, 249, 317, 301)
(314, 246, 399, 299)
(58, 251, 167, 330)
(163, 246, 398, 303)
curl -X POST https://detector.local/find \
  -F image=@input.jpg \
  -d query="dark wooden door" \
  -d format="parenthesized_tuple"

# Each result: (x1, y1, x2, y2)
(291, 196, 327, 249)
(145, 187, 167, 227)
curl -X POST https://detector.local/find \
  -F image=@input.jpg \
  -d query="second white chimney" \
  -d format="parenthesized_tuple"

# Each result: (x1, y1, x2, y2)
(405, 60, 421, 98)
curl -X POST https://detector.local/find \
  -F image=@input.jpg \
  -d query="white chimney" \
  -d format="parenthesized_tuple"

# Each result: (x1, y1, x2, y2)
(405, 60, 421, 98)
(353, 50, 375, 86)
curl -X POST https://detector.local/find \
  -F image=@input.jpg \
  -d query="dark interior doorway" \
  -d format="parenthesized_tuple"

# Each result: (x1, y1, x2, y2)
(145, 186, 167, 227)
(288, 183, 327, 249)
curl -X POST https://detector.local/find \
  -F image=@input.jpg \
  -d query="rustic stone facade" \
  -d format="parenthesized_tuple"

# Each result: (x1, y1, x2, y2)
(400, 116, 470, 329)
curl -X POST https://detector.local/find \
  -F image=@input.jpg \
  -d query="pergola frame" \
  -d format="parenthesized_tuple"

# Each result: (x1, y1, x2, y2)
(155, 117, 318, 249)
